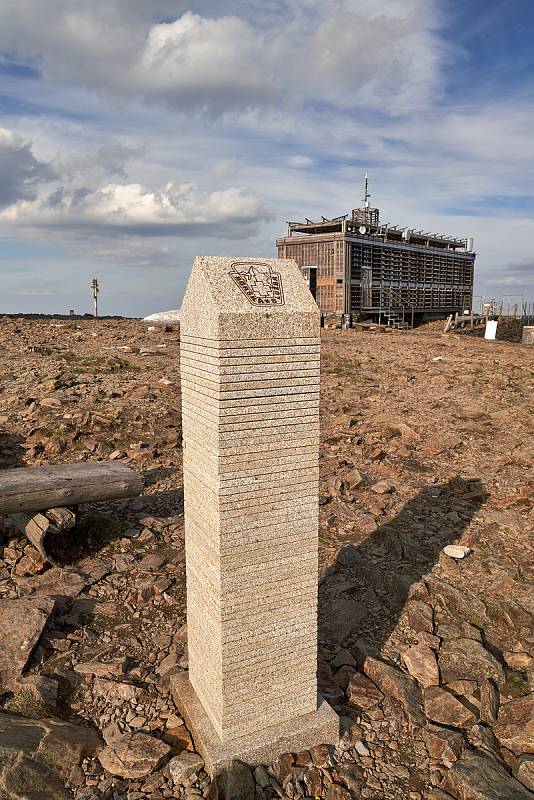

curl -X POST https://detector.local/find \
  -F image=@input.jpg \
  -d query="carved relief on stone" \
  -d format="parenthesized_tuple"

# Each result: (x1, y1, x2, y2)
(229, 262, 285, 306)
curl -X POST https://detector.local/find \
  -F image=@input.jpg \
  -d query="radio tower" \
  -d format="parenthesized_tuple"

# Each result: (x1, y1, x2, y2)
(363, 171, 371, 209)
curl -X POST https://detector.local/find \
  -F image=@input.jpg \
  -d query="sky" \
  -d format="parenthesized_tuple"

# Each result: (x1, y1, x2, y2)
(0, 0, 533, 316)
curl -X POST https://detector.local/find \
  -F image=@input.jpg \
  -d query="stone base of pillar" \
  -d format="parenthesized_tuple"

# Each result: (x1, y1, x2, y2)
(170, 671, 339, 776)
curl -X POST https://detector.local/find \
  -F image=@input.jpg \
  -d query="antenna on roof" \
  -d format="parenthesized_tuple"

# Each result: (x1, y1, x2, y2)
(363, 171, 371, 209)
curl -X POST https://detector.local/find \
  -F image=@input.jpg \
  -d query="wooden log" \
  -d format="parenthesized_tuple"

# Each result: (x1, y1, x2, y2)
(0, 462, 143, 516)
(10, 507, 77, 565)
(10, 511, 59, 564)
(46, 506, 76, 530)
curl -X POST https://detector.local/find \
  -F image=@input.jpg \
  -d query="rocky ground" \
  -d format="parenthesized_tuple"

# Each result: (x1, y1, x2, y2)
(0, 316, 532, 800)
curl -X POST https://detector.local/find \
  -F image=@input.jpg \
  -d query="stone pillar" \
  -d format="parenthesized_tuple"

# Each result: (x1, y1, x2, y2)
(171, 257, 338, 773)
(522, 326, 534, 345)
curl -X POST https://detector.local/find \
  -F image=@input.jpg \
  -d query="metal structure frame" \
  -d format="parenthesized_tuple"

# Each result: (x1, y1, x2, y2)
(276, 184, 476, 326)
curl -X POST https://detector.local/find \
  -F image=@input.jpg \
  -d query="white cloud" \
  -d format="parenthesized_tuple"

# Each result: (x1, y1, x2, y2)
(0, 128, 52, 208)
(287, 155, 313, 168)
(0, 1, 444, 115)
(1, 179, 266, 237)
(0, 129, 267, 239)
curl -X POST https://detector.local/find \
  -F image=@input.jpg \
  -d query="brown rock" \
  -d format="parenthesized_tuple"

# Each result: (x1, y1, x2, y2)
(405, 599, 434, 634)
(493, 696, 534, 755)
(326, 784, 353, 800)
(334, 664, 356, 691)
(346, 672, 384, 710)
(424, 687, 476, 729)
(0, 713, 101, 798)
(438, 638, 505, 687)
(98, 732, 170, 778)
(363, 656, 425, 730)
(423, 724, 465, 767)
(304, 766, 323, 796)
(92, 678, 142, 702)
(15, 567, 89, 599)
(402, 644, 440, 688)
(0, 596, 55, 689)
(504, 651, 534, 671)
(168, 751, 204, 785)
(440, 748, 533, 800)
(516, 755, 534, 792)
(479, 678, 499, 724)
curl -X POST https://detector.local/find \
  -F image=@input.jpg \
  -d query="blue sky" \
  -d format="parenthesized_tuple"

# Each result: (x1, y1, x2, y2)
(0, 0, 533, 315)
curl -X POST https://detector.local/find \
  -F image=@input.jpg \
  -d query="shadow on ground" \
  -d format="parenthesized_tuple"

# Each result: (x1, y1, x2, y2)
(0, 429, 26, 470)
(318, 477, 486, 684)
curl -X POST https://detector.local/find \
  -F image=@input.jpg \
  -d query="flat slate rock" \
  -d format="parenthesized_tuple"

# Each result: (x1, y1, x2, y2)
(0, 712, 101, 800)
(0, 597, 55, 689)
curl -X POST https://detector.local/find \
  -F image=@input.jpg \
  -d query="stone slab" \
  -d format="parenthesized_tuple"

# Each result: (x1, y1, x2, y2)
(180, 334, 320, 348)
(171, 672, 338, 775)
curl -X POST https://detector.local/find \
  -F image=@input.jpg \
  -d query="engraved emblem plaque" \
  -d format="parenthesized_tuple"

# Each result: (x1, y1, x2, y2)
(229, 262, 285, 306)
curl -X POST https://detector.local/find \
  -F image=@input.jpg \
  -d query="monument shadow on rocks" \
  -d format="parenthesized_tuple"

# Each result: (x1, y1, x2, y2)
(318, 477, 486, 678)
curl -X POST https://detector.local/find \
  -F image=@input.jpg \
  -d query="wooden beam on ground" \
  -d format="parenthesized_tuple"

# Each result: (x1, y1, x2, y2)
(0, 462, 143, 516)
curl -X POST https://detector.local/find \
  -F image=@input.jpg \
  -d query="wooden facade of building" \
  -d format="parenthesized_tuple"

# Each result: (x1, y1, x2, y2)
(276, 203, 476, 324)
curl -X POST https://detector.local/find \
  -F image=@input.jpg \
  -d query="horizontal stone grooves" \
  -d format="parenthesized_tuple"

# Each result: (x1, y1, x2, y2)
(186, 514, 316, 552)
(221, 623, 317, 652)
(182, 386, 319, 410)
(180, 355, 320, 375)
(220, 585, 317, 617)
(181, 334, 320, 347)
(188, 532, 316, 572)
(184, 459, 318, 489)
(188, 564, 316, 604)
(221, 601, 316, 631)
(182, 411, 319, 434)
(182, 408, 318, 435)
(180, 343, 319, 357)
(188, 550, 318, 602)
(221, 645, 317, 679)
(223, 665, 316, 694)
(184, 436, 320, 459)
(181, 377, 319, 401)
(184, 427, 318, 449)
(222, 701, 317, 736)
(181, 360, 319, 382)
(185, 465, 318, 494)
(182, 372, 321, 393)
(181, 365, 319, 387)
(182, 404, 319, 424)
(180, 350, 320, 367)
(221, 635, 316, 670)
(187, 538, 316, 580)
(184, 494, 317, 523)
(182, 405, 319, 429)
(184, 440, 317, 466)
(185, 491, 316, 520)
(183, 464, 318, 493)
(222, 677, 316, 714)
(186, 490, 318, 519)
(181, 344, 320, 360)
(220, 610, 317, 641)
(184, 457, 318, 482)
(186, 504, 317, 536)
(221, 644, 316, 677)
(185, 469, 318, 502)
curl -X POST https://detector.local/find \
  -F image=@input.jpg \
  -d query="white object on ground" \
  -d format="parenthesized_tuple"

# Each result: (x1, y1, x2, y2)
(143, 309, 181, 323)
(484, 320, 497, 340)
(443, 545, 471, 559)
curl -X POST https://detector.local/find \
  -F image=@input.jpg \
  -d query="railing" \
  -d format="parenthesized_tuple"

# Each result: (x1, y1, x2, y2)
(476, 298, 534, 325)
(379, 286, 415, 329)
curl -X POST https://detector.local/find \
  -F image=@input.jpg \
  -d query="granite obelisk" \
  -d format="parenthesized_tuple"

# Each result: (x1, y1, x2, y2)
(171, 256, 338, 772)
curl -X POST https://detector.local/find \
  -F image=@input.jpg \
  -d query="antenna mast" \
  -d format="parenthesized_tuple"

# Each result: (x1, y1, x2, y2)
(363, 171, 371, 209)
